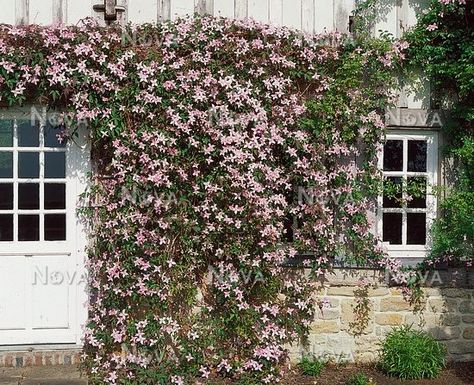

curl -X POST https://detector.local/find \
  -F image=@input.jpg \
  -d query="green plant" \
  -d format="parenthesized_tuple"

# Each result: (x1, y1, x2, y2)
(346, 372, 374, 385)
(298, 355, 327, 377)
(404, 0, 474, 263)
(379, 325, 446, 379)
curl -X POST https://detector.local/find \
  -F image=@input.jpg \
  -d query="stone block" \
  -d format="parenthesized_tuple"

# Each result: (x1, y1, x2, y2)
(341, 299, 374, 334)
(354, 352, 376, 363)
(324, 269, 386, 287)
(459, 300, 474, 314)
(34, 353, 43, 366)
(428, 298, 458, 313)
(446, 341, 474, 355)
(368, 287, 391, 297)
(44, 354, 53, 366)
(441, 314, 461, 326)
(3, 354, 13, 367)
(375, 326, 392, 336)
(311, 320, 340, 334)
(73, 352, 82, 365)
(463, 327, 474, 339)
(375, 313, 403, 326)
(404, 313, 442, 329)
(440, 288, 470, 299)
(431, 327, 461, 341)
(423, 288, 441, 297)
(326, 287, 355, 296)
(354, 336, 381, 353)
(390, 288, 404, 296)
(24, 355, 34, 366)
(308, 334, 328, 346)
(462, 315, 474, 324)
(15, 357, 23, 367)
(326, 297, 340, 308)
(315, 308, 340, 320)
(380, 297, 412, 311)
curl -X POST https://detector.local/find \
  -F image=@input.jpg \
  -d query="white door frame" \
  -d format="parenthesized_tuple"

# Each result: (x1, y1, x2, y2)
(0, 107, 89, 346)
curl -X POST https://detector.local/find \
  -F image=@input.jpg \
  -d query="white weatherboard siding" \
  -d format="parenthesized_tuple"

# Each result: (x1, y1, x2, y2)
(171, 0, 196, 20)
(214, 0, 234, 18)
(29, 0, 54, 25)
(0, 0, 427, 37)
(0, 0, 15, 24)
(282, 0, 301, 30)
(128, 0, 159, 24)
(0, 0, 352, 31)
(314, 0, 334, 33)
(67, 0, 92, 25)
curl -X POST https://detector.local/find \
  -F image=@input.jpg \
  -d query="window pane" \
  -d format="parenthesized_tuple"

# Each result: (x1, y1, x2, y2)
(0, 120, 13, 147)
(407, 177, 426, 208)
(44, 152, 65, 178)
(0, 214, 13, 241)
(45, 214, 66, 241)
(18, 183, 39, 210)
(383, 213, 402, 245)
(0, 184, 13, 210)
(408, 140, 427, 172)
(383, 140, 403, 171)
(0, 152, 13, 178)
(383, 177, 402, 208)
(407, 213, 426, 245)
(18, 152, 39, 178)
(45, 183, 66, 209)
(44, 122, 66, 148)
(17, 120, 40, 147)
(18, 214, 39, 241)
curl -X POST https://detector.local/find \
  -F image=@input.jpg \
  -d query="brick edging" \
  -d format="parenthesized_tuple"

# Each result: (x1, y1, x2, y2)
(0, 349, 82, 367)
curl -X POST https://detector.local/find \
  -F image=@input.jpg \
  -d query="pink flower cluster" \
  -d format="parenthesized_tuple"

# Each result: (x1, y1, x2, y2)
(0, 15, 397, 385)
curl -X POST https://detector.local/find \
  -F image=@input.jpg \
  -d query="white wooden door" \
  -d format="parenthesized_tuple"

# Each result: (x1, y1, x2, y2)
(0, 108, 89, 346)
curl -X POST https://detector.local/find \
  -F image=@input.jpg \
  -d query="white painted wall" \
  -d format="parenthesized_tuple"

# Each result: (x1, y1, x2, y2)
(0, 0, 429, 34)
(0, 0, 359, 32)
(0, 0, 16, 24)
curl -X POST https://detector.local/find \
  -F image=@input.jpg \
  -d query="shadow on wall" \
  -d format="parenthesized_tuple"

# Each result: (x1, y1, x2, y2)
(388, 269, 474, 362)
(364, 0, 429, 30)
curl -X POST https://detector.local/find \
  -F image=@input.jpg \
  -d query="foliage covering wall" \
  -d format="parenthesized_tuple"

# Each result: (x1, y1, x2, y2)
(0, 8, 449, 385)
(404, 0, 474, 263)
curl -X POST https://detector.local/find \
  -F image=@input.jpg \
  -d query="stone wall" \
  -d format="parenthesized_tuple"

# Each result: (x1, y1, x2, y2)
(291, 279, 474, 364)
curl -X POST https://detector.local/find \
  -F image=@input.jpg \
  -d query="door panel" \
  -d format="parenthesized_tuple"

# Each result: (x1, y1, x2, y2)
(0, 258, 26, 330)
(31, 256, 70, 329)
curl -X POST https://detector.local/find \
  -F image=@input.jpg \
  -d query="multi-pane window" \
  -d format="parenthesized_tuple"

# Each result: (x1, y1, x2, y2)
(378, 131, 438, 257)
(0, 119, 67, 242)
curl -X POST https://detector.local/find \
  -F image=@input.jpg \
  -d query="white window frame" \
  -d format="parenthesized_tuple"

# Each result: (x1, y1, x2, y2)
(377, 130, 438, 259)
(0, 109, 76, 255)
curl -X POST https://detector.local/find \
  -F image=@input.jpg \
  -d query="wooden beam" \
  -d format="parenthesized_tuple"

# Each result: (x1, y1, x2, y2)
(15, 0, 29, 25)
(301, 0, 314, 33)
(234, 0, 248, 18)
(196, 0, 214, 15)
(158, 0, 171, 21)
(52, 0, 67, 24)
